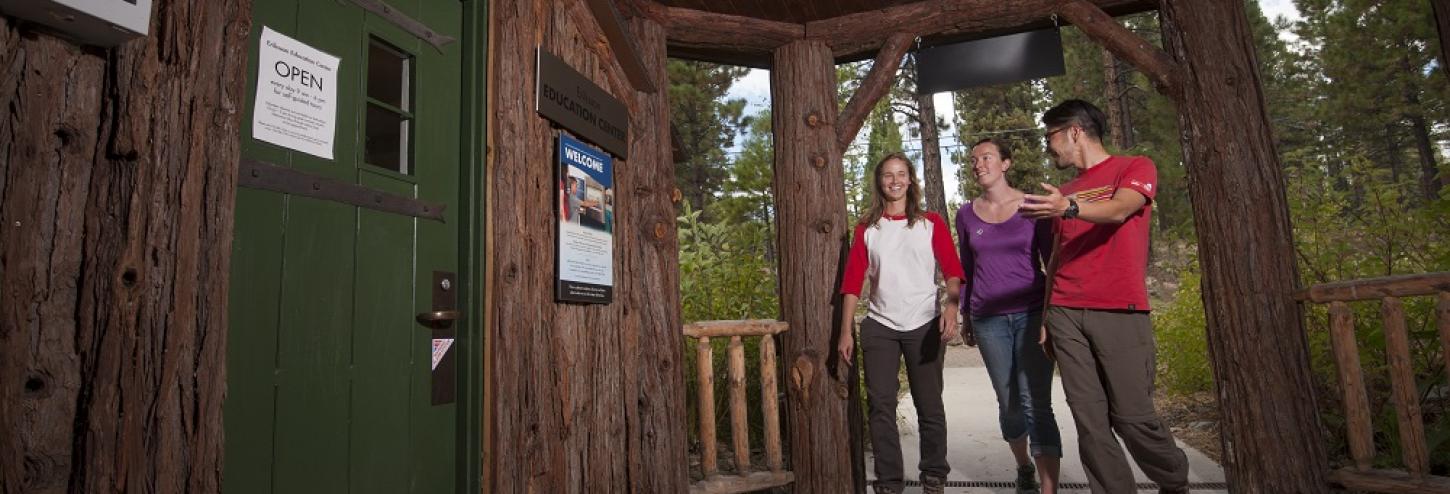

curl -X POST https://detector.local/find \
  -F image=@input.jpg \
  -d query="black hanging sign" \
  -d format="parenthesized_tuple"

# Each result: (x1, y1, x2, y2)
(536, 48, 630, 159)
(916, 28, 1067, 94)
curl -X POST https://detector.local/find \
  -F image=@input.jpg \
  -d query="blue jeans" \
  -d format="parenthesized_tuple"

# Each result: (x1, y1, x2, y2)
(972, 310, 1063, 458)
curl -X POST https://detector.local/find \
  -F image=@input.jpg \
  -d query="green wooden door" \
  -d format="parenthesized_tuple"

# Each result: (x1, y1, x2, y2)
(225, 0, 464, 492)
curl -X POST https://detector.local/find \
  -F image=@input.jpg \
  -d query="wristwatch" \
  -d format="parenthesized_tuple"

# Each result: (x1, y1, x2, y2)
(1063, 198, 1080, 219)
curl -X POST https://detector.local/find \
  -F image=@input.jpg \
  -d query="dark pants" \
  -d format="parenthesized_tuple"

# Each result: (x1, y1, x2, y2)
(861, 316, 949, 489)
(1046, 306, 1189, 493)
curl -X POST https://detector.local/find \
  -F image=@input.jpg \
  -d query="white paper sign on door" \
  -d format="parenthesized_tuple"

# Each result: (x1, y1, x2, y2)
(251, 27, 340, 159)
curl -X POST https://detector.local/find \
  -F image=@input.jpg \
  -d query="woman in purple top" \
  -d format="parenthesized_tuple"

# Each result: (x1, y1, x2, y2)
(957, 138, 1061, 494)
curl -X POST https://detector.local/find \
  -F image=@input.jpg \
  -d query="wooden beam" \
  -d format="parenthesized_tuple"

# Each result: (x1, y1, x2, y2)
(1329, 467, 1450, 494)
(836, 32, 914, 153)
(689, 471, 795, 494)
(803, 0, 1152, 62)
(683, 320, 789, 338)
(585, 0, 657, 92)
(1294, 272, 1450, 303)
(1057, 0, 1182, 100)
(664, 5, 804, 65)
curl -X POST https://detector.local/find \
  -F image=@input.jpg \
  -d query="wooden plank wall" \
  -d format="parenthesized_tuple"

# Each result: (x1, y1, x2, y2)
(0, 0, 251, 491)
(487, 0, 687, 491)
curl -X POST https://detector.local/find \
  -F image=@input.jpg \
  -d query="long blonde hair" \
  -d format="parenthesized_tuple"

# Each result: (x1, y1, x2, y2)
(857, 152, 924, 229)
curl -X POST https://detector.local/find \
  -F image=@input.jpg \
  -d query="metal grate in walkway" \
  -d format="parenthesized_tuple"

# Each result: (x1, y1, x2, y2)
(891, 480, 1231, 490)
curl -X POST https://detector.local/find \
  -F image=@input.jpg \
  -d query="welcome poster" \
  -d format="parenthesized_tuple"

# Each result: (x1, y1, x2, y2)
(555, 133, 614, 304)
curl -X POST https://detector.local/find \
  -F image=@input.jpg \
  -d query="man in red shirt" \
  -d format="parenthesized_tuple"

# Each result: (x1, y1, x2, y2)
(1020, 100, 1189, 494)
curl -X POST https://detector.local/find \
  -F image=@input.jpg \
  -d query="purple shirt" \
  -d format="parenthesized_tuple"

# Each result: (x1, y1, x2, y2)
(955, 201, 1054, 317)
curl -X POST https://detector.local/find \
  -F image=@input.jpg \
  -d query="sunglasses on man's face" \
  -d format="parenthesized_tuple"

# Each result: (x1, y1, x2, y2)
(1043, 126, 1070, 145)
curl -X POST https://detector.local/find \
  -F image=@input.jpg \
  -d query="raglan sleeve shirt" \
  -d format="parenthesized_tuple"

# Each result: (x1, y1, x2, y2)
(929, 212, 966, 284)
(1119, 156, 1158, 204)
(841, 223, 870, 297)
(839, 213, 966, 297)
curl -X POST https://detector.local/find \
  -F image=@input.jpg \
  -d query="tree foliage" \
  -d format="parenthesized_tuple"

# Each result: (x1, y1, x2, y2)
(668, 60, 750, 215)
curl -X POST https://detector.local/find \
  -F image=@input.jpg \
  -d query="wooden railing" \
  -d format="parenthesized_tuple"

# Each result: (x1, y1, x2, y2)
(1295, 272, 1450, 493)
(685, 320, 793, 494)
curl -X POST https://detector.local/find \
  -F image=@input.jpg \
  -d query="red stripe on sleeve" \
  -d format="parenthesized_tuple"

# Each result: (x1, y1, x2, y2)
(927, 213, 965, 282)
(840, 223, 870, 296)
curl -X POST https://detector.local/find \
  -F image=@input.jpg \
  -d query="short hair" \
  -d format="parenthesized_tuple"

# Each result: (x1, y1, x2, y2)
(972, 138, 1013, 161)
(1042, 99, 1109, 141)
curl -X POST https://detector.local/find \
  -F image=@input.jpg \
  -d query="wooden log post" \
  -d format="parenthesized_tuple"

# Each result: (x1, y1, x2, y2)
(622, 15, 690, 492)
(771, 39, 857, 493)
(1151, 1, 1329, 490)
(0, 2, 248, 491)
(1327, 302, 1374, 471)
(728, 336, 750, 472)
(697, 337, 719, 477)
(760, 336, 784, 473)
(1439, 293, 1450, 388)
(1381, 297, 1429, 477)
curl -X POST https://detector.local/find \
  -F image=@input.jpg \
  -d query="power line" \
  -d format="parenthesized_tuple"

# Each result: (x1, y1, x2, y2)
(720, 126, 1046, 157)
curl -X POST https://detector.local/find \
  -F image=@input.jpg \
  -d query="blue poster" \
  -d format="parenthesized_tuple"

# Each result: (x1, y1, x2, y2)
(556, 133, 614, 303)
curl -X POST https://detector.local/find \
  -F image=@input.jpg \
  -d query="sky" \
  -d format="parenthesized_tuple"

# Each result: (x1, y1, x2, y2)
(720, 1, 1304, 204)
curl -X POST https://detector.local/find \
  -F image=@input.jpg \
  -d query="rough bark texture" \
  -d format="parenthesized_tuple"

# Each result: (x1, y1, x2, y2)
(487, 0, 686, 491)
(0, 1, 249, 492)
(1102, 48, 1135, 150)
(770, 39, 857, 493)
(663, 5, 803, 67)
(836, 32, 913, 152)
(1436, 0, 1450, 85)
(1157, 1, 1329, 492)
(1057, 0, 1181, 100)
(916, 92, 948, 216)
(804, 0, 1152, 61)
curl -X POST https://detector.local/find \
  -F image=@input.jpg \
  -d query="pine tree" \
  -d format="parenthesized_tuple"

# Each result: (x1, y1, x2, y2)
(668, 60, 750, 214)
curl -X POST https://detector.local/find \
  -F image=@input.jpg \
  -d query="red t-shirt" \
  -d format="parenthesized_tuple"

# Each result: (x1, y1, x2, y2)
(1050, 155, 1157, 311)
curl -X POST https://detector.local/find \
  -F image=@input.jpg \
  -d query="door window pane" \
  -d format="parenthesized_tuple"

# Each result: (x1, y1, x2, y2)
(365, 37, 413, 174)
(367, 41, 409, 110)
(365, 103, 410, 173)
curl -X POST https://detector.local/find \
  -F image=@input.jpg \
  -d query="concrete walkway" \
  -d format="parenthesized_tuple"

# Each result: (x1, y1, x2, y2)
(866, 348, 1226, 493)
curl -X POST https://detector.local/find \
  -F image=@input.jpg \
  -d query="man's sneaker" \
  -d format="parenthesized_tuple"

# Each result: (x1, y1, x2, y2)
(920, 473, 947, 494)
(1158, 487, 1190, 494)
(1015, 463, 1039, 493)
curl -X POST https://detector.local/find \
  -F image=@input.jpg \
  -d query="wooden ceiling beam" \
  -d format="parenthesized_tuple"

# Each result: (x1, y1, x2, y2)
(586, 0, 658, 92)
(662, 4, 805, 65)
(801, 0, 1153, 62)
(836, 32, 915, 153)
(1056, 0, 1181, 101)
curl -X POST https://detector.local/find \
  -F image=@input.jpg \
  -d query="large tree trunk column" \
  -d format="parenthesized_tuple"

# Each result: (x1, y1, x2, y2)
(771, 39, 857, 493)
(620, 14, 690, 493)
(0, 1, 249, 491)
(1158, 1, 1328, 491)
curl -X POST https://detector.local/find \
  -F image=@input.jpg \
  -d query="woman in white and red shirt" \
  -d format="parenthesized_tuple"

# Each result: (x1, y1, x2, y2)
(837, 153, 965, 494)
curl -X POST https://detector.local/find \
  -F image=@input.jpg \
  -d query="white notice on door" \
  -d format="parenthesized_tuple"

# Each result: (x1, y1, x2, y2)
(252, 27, 340, 159)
